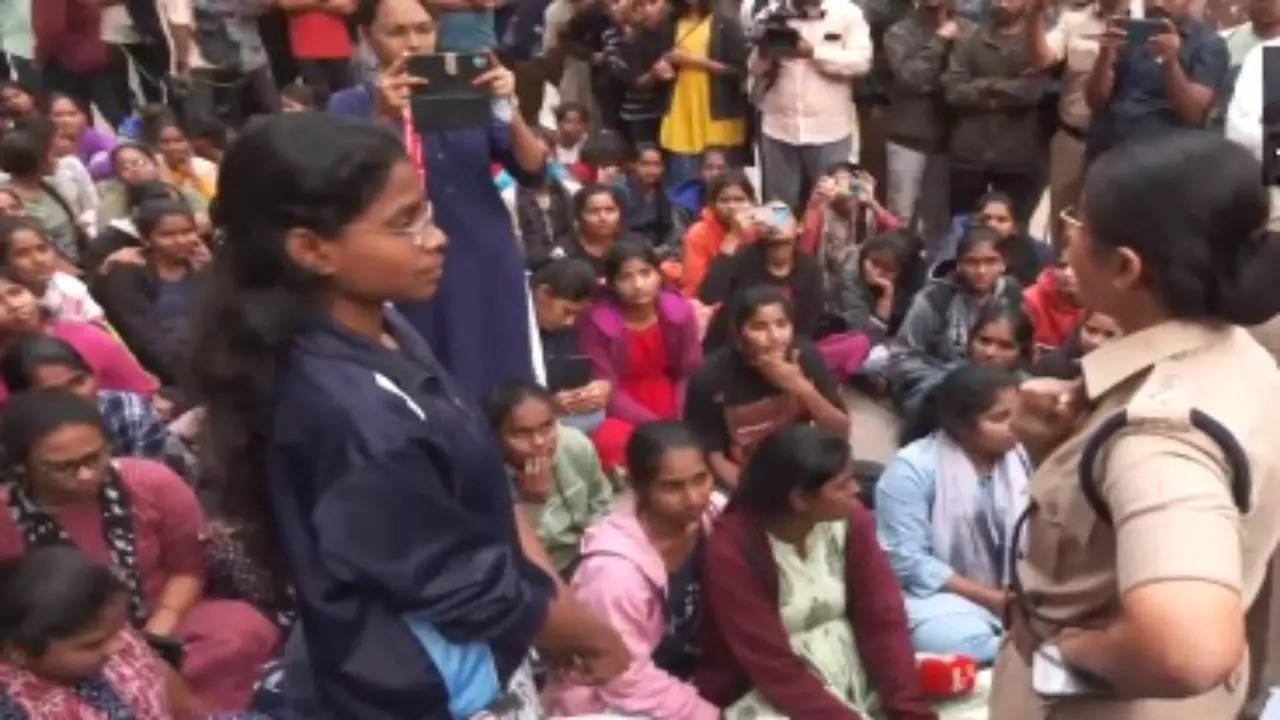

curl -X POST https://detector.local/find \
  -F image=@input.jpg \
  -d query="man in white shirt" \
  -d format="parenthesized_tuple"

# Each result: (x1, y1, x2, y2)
(750, 0, 872, 210)
(1225, 37, 1280, 231)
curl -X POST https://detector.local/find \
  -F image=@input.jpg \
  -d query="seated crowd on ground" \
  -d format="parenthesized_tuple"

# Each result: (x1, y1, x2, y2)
(0, 0, 1276, 715)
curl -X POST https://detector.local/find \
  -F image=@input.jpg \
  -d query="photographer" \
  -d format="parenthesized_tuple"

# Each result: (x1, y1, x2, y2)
(1083, 0, 1226, 161)
(798, 162, 902, 286)
(749, 0, 872, 212)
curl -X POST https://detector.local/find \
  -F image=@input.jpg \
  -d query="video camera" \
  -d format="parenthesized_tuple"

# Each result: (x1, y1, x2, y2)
(747, 0, 821, 54)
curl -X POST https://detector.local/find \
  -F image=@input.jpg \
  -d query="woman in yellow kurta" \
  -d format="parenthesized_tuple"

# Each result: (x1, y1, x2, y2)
(659, 0, 747, 187)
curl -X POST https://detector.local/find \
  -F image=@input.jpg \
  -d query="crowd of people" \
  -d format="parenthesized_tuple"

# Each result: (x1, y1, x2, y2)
(0, 0, 1276, 717)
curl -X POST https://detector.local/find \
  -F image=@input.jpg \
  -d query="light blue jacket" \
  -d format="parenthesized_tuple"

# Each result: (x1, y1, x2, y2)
(874, 434, 1007, 628)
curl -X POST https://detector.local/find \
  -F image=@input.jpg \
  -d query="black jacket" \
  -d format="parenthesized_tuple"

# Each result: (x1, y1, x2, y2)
(883, 12, 975, 150)
(941, 23, 1047, 172)
(704, 11, 749, 123)
(97, 263, 205, 385)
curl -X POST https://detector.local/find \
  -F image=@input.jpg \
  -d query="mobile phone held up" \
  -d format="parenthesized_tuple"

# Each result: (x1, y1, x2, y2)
(407, 52, 492, 133)
(1119, 17, 1168, 46)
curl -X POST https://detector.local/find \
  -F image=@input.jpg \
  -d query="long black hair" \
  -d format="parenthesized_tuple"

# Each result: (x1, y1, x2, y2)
(1083, 131, 1280, 325)
(188, 113, 405, 567)
(0, 546, 125, 658)
(901, 363, 1017, 445)
(733, 425, 850, 515)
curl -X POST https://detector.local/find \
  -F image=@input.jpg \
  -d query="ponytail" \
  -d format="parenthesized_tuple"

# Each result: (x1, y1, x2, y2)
(189, 113, 405, 570)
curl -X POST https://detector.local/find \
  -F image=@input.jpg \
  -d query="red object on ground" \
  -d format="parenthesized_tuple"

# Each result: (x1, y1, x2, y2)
(915, 653, 978, 698)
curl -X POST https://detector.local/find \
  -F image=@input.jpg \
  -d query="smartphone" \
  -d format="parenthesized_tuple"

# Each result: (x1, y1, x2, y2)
(1031, 644, 1109, 697)
(1120, 17, 1168, 45)
(754, 201, 794, 230)
(406, 52, 492, 132)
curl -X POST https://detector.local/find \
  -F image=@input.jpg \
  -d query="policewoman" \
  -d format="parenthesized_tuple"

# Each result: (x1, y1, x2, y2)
(989, 131, 1280, 720)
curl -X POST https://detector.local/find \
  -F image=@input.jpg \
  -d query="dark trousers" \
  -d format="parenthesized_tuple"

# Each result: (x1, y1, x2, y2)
(5, 55, 40, 89)
(297, 57, 354, 109)
(949, 167, 1039, 227)
(117, 42, 171, 107)
(43, 54, 130, 129)
(183, 65, 279, 129)
(855, 99, 890, 203)
(621, 117, 661, 146)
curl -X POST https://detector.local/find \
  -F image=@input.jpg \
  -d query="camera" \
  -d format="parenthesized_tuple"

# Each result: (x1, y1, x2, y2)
(748, 1, 818, 54)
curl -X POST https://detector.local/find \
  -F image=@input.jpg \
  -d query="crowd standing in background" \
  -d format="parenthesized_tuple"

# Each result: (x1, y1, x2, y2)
(0, 0, 1275, 717)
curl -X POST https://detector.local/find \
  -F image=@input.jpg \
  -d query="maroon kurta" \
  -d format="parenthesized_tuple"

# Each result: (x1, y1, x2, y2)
(0, 459, 279, 710)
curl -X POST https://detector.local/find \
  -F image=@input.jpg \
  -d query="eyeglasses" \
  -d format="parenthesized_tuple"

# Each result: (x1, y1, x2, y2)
(1059, 206, 1083, 230)
(116, 156, 154, 172)
(32, 446, 109, 481)
(385, 205, 438, 247)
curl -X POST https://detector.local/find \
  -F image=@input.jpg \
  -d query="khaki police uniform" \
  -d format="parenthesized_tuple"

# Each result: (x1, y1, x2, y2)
(989, 320, 1280, 720)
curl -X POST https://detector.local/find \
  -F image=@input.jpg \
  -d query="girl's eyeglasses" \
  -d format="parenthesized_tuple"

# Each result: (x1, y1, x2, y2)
(1059, 206, 1083, 231)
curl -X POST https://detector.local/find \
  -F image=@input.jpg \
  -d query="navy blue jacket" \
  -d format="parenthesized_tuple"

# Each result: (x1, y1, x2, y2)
(267, 310, 554, 719)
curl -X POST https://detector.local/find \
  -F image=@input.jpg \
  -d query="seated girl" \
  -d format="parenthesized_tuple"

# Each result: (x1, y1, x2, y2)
(0, 389, 280, 710)
(1030, 309, 1123, 380)
(96, 143, 208, 234)
(699, 202, 824, 346)
(0, 276, 157, 402)
(553, 183, 627, 279)
(670, 147, 729, 218)
(553, 421, 721, 719)
(0, 335, 188, 475)
(0, 216, 105, 325)
(890, 226, 1022, 409)
(0, 546, 216, 718)
(531, 257, 612, 433)
(98, 197, 209, 385)
(696, 424, 934, 719)
(513, 165, 575, 261)
(88, 180, 192, 277)
(684, 286, 848, 488)
(893, 300, 1033, 415)
(826, 230, 925, 355)
(799, 163, 902, 280)
(875, 363, 1029, 665)
(487, 381, 616, 576)
(1021, 250, 1083, 352)
(580, 240, 702, 470)
(138, 108, 218, 205)
(965, 303, 1034, 377)
(680, 169, 755, 297)
(976, 191, 1051, 287)
(626, 142, 681, 252)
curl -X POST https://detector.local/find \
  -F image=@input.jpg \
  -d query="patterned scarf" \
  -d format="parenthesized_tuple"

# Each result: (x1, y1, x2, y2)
(7, 467, 148, 626)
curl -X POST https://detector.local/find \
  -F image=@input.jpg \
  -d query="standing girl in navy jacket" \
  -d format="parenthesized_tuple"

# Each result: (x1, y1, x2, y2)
(190, 113, 627, 720)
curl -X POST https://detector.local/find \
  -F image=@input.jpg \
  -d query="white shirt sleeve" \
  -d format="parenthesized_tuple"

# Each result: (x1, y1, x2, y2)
(1225, 39, 1276, 162)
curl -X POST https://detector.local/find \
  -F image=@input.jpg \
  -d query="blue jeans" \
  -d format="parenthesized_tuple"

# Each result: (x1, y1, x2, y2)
(907, 592, 1002, 665)
(665, 152, 703, 190)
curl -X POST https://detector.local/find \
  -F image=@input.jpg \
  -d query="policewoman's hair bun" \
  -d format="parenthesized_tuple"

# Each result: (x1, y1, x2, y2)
(1083, 131, 1280, 326)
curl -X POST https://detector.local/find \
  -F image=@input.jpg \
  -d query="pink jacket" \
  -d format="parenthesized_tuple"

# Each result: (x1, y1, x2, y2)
(552, 494, 722, 720)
